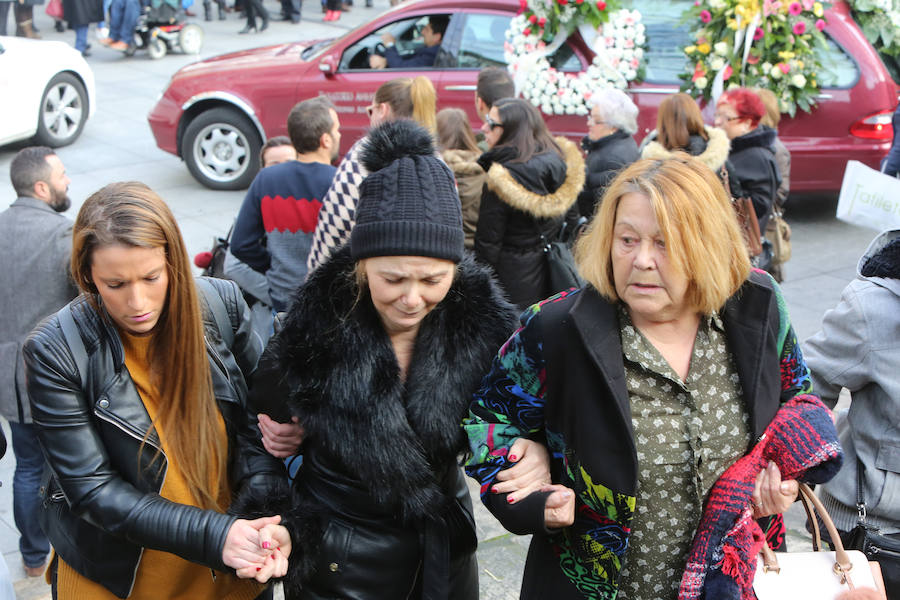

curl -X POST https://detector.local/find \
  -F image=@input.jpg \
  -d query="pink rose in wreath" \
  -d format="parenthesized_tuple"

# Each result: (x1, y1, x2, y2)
(779, 62, 791, 74)
(753, 26, 764, 40)
(723, 64, 733, 80)
(788, 2, 802, 15)
(700, 9, 712, 23)
(792, 21, 806, 35)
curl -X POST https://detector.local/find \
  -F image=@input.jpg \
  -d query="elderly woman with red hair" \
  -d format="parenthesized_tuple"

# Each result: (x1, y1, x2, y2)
(714, 88, 781, 233)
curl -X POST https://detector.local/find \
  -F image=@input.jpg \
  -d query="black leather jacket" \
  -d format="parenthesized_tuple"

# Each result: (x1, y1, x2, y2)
(24, 277, 286, 599)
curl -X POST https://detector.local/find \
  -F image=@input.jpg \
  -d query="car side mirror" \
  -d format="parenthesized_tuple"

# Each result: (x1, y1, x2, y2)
(319, 55, 336, 75)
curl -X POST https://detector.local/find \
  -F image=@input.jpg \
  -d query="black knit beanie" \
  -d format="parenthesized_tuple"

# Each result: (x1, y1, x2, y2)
(350, 120, 464, 263)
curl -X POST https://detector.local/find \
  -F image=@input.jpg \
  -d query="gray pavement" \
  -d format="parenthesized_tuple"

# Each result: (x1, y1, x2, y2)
(0, 1, 878, 597)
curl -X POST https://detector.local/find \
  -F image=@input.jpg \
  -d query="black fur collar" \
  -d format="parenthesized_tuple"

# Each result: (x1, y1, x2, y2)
(265, 246, 517, 521)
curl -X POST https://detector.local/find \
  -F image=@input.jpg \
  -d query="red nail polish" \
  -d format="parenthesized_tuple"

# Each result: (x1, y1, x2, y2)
(277, 547, 281, 552)
(507, 496, 515, 504)
(262, 541, 270, 549)
(509, 454, 517, 462)
(256, 567, 261, 571)
(491, 486, 498, 494)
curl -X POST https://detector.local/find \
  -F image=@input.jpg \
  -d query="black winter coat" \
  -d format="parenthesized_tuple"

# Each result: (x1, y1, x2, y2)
(249, 247, 519, 600)
(729, 126, 781, 231)
(62, 0, 102, 27)
(474, 138, 585, 310)
(23, 278, 286, 599)
(577, 130, 639, 218)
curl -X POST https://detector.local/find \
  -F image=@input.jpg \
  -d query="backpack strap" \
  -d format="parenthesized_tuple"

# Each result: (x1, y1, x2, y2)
(57, 303, 89, 391)
(196, 277, 234, 349)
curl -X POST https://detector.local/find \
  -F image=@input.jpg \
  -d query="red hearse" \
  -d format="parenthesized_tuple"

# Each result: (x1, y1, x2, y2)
(148, 0, 897, 192)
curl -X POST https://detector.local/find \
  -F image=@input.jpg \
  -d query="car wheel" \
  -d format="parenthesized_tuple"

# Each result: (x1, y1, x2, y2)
(148, 37, 167, 59)
(179, 23, 203, 54)
(34, 72, 88, 148)
(182, 107, 261, 190)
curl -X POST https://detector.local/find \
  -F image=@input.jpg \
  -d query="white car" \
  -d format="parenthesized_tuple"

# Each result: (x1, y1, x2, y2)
(0, 36, 96, 148)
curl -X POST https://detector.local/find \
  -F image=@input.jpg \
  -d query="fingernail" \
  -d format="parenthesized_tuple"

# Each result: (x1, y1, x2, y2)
(509, 454, 517, 462)
(262, 541, 270, 549)
(491, 486, 499, 494)
(562, 491, 572, 498)
(277, 547, 281, 551)
(256, 567, 261, 571)
(506, 496, 515, 504)
(781, 483, 791, 494)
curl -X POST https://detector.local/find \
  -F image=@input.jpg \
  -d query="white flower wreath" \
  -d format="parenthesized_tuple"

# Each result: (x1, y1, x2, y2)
(504, 8, 648, 116)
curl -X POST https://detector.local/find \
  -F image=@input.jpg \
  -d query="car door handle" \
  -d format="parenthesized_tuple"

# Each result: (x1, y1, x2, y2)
(445, 85, 477, 91)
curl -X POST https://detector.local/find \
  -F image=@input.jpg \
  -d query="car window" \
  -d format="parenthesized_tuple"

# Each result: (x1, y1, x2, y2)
(813, 36, 859, 89)
(456, 13, 581, 71)
(640, 0, 692, 84)
(339, 16, 430, 70)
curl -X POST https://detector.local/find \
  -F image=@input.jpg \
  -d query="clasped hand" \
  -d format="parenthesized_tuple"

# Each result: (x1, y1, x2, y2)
(223, 516, 292, 583)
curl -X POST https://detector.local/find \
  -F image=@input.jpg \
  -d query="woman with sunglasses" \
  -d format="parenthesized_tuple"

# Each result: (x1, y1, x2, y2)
(475, 97, 585, 310)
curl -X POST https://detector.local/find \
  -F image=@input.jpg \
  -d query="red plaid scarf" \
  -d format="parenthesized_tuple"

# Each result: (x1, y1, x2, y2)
(678, 394, 843, 600)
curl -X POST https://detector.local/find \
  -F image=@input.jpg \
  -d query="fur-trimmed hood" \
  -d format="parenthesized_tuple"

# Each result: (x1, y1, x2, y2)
(481, 137, 585, 219)
(256, 246, 517, 520)
(641, 125, 731, 172)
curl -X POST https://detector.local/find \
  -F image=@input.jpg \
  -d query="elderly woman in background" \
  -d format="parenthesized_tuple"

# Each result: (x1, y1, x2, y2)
(436, 108, 485, 249)
(715, 88, 781, 233)
(641, 93, 731, 177)
(576, 89, 640, 219)
(465, 157, 841, 600)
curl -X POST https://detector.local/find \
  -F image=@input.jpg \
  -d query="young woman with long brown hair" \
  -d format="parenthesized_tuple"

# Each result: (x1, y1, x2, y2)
(24, 182, 290, 599)
(436, 107, 484, 249)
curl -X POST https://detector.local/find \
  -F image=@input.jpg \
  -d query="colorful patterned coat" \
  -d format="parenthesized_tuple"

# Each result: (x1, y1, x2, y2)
(464, 270, 813, 599)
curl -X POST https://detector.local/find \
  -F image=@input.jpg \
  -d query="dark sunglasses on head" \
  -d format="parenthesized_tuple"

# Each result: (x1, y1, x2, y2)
(485, 115, 503, 130)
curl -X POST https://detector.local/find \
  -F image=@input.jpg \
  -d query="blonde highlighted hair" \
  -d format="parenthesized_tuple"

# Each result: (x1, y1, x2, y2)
(375, 76, 437, 135)
(575, 156, 751, 315)
(71, 182, 227, 511)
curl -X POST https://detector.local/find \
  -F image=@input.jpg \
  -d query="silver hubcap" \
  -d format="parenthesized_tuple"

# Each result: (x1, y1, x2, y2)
(193, 122, 249, 183)
(42, 83, 83, 142)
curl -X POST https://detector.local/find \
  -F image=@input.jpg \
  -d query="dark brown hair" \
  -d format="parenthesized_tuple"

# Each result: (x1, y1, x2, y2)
(493, 97, 562, 163)
(287, 96, 336, 154)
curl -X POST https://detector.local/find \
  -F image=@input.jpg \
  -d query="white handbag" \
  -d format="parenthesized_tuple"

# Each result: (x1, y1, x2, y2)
(753, 483, 887, 599)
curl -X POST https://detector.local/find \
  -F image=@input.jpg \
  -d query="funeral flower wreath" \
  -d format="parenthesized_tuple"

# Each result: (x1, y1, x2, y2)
(680, 0, 830, 116)
(505, 0, 648, 116)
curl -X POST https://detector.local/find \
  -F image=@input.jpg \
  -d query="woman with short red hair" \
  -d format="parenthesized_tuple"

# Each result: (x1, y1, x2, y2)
(714, 89, 781, 235)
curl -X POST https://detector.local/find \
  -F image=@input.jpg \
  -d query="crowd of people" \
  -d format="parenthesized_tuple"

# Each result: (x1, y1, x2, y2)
(0, 57, 897, 600)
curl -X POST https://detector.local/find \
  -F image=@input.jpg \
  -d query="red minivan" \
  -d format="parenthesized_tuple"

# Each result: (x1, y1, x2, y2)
(148, 0, 897, 192)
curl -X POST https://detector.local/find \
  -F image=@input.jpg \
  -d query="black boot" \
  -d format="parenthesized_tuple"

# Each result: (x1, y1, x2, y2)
(238, 21, 255, 32)
(203, 0, 212, 21)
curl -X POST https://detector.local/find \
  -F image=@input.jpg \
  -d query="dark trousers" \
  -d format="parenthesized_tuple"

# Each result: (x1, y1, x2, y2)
(279, 0, 299, 21)
(244, 0, 267, 27)
(9, 422, 50, 569)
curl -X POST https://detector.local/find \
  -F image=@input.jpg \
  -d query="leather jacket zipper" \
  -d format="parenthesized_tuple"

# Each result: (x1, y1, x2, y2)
(94, 404, 169, 598)
(205, 336, 229, 379)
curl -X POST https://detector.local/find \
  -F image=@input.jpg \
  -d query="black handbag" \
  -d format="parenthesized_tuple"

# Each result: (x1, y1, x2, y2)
(844, 459, 900, 595)
(540, 218, 586, 295)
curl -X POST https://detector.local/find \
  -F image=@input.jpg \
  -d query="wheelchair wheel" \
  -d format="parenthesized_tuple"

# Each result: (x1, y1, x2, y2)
(178, 23, 203, 54)
(148, 37, 167, 59)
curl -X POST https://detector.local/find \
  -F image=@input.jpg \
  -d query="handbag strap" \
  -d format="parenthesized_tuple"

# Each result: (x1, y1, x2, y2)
(759, 483, 855, 581)
(57, 303, 89, 391)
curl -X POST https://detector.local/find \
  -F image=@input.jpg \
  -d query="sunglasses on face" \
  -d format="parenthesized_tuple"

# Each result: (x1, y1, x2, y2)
(484, 115, 503, 130)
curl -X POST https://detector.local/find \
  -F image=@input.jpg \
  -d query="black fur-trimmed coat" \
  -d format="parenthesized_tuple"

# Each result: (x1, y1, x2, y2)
(248, 246, 518, 593)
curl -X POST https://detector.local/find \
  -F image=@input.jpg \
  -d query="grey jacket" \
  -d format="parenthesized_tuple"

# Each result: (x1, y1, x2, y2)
(0, 197, 77, 423)
(805, 229, 900, 534)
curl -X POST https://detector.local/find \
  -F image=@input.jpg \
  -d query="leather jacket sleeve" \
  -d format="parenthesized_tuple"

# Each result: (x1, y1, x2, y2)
(24, 318, 237, 573)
